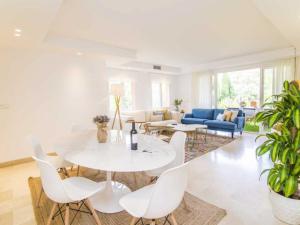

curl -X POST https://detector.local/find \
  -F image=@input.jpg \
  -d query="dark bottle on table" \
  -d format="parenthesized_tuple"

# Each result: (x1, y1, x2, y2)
(130, 121, 138, 150)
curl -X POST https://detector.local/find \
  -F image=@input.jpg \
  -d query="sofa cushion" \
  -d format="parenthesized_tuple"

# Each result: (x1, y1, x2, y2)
(192, 109, 214, 119)
(204, 120, 237, 130)
(213, 109, 225, 120)
(181, 118, 208, 124)
(227, 108, 244, 117)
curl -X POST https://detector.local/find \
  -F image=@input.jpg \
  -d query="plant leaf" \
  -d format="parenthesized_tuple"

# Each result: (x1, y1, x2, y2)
(255, 134, 266, 142)
(271, 142, 279, 162)
(268, 112, 282, 128)
(279, 167, 289, 183)
(281, 148, 290, 164)
(293, 109, 300, 129)
(289, 151, 296, 164)
(283, 176, 298, 197)
(259, 168, 271, 180)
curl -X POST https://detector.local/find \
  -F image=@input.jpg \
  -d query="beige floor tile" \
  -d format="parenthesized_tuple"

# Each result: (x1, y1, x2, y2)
(0, 211, 13, 225)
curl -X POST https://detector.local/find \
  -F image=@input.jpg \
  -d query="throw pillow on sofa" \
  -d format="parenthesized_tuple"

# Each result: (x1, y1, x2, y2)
(216, 113, 224, 121)
(151, 111, 163, 121)
(163, 110, 172, 120)
(223, 110, 233, 121)
(230, 110, 239, 122)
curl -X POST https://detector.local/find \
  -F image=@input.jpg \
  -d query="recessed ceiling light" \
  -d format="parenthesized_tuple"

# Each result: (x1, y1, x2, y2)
(76, 52, 83, 56)
(14, 33, 21, 37)
(15, 28, 22, 33)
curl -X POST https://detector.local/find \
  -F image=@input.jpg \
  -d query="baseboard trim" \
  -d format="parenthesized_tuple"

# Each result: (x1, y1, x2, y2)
(0, 152, 57, 168)
(0, 157, 33, 168)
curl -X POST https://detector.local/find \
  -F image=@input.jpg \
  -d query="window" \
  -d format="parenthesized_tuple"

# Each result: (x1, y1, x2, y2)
(217, 68, 260, 108)
(109, 80, 133, 112)
(152, 81, 170, 108)
(263, 68, 274, 103)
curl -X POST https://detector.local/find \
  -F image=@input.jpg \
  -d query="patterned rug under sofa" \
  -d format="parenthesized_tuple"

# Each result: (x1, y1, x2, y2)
(184, 133, 235, 162)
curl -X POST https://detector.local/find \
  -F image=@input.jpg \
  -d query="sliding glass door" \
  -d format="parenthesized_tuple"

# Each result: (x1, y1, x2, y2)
(217, 68, 261, 108)
(263, 68, 274, 103)
(216, 67, 278, 108)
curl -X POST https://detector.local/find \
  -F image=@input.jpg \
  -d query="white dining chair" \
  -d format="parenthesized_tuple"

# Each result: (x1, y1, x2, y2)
(119, 163, 189, 225)
(33, 156, 104, 225)
(69, 124, 95, 175)
(146, 131, 186, 181)
(29, 136, 72, 206)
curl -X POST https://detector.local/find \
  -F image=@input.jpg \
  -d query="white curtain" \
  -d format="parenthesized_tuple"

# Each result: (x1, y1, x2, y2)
(273, 58, 295, 94)
(192, 72, 214, 108)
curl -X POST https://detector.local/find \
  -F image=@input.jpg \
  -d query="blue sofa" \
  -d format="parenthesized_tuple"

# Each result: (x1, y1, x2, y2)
(181, 108, 245, 138)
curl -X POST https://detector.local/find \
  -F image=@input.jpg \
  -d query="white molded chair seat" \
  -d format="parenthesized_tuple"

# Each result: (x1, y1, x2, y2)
(120, 185, 154, 218)
(62, 177, 105, 202)
(29, 135, 72, 170)
(48, 155, 72, 169)
(33, 156, 104, 225)
(146, 131, 186, 178)
(120, 163, 189, 224)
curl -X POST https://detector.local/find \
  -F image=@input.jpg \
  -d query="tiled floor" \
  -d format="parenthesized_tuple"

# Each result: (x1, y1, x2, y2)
(187, 133, 286, 225)
(0, 133, 287, 225)
(0, 162, 39, 225)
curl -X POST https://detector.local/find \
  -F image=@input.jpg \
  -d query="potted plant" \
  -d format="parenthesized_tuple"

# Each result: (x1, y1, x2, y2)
(255, 80, 300, 224)
(174, 99, 183, 111)
(93, 115, 110, 143)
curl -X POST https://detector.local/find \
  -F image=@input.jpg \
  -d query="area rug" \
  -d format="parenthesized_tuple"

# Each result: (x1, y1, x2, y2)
(29, 169, 226, 225)
(185, 133, 235, 162)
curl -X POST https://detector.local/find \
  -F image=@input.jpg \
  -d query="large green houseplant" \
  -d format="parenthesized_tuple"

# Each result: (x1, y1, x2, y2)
(255, 80, 300, 224)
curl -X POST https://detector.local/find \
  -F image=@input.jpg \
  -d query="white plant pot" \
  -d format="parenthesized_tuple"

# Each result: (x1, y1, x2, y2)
(270, 190, 300, 225)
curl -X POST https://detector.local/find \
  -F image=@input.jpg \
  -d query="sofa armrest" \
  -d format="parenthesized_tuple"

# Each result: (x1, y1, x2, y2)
(234, 116, 245, 129)
(184, 113, 193, 118)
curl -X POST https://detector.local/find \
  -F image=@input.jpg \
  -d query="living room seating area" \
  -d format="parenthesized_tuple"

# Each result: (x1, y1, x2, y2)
(181, 108, 245, 138)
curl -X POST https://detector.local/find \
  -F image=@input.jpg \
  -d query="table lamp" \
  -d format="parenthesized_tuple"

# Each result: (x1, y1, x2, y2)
(110, 83, 124, 130)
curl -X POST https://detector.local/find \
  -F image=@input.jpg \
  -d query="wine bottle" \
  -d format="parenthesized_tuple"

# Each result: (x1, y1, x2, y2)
(130, 121, 138, 150)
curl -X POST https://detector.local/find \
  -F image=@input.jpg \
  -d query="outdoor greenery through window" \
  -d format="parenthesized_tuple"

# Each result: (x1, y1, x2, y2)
(216, 67, 275, 133)
(217, 68, 261, 108)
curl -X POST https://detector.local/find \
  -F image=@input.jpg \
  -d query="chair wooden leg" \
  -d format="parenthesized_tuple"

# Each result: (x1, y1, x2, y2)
(77, 166, 80, 176)
(133, 172, 138, 187)
(36, 187, 43, 207)
(150, 219, 156, 225)
(148, 176, 157, 185)
(148, 177, 152, 185)
(47, 203, 57, 225)
(65, 204, 70, 225)
(170, 213, 178, 225)
(86, 199, 102, 225)
(63, 168, 70, 177)
(182, 197, 189, 210)
(130, 217, 138, 225)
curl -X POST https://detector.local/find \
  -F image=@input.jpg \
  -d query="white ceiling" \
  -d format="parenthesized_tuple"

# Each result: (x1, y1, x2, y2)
(0, 0, 299, 72)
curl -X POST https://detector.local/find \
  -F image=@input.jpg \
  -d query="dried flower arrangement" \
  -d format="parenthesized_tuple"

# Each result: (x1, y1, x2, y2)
(93, 115, 110, 124)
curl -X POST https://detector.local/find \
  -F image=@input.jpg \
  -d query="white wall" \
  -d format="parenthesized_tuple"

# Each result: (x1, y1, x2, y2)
(106, 68, 177, 111)
(174, 74, 193, 112)
(0, 49, 108, 163)
(0, 49, 178, 163)
(296, 56, 300, 81)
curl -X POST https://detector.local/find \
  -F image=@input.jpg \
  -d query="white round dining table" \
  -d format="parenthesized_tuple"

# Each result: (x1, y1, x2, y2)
(55, 130, 176, 213)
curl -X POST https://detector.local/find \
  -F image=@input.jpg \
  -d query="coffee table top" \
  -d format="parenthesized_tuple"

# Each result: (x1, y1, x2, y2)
(167, 124, 207, 132)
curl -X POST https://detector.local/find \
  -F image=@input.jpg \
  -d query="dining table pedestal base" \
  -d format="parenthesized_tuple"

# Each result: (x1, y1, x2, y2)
(90, 171, 131, 213)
